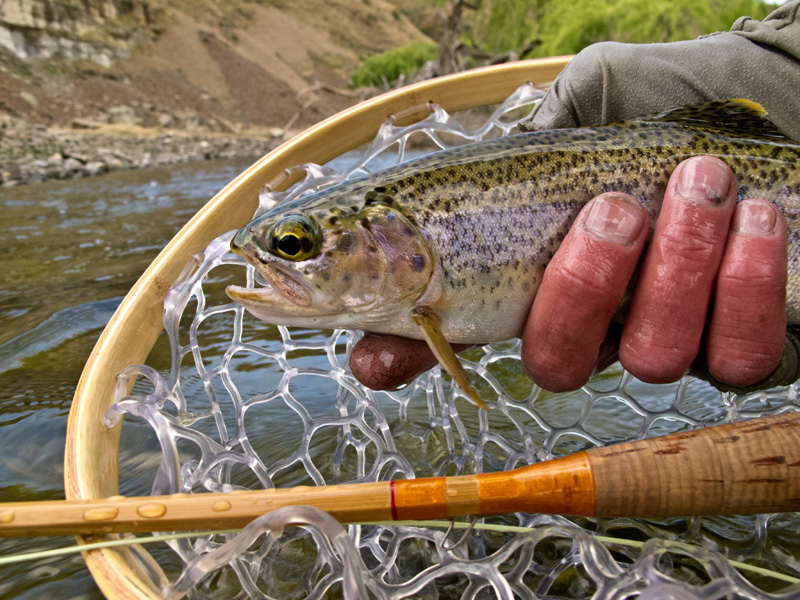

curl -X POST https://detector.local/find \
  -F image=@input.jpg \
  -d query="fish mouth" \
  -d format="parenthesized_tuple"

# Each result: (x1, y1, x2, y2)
(227, 261, 312, 308)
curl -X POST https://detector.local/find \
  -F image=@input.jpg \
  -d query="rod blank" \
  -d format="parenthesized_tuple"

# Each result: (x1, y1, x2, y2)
(1, 412, 798, 537)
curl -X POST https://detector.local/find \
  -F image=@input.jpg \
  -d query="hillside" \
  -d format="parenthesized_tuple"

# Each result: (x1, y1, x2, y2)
(0, 0, 431, 133)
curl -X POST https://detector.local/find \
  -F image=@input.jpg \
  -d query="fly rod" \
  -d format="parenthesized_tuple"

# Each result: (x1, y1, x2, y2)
(2, 411, 799, 537)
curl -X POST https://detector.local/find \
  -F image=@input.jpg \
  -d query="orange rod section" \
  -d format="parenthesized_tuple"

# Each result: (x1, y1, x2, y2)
(391, 477, 449, 520)
(477, 452, 596, 517)
(390, 452, 596, 521)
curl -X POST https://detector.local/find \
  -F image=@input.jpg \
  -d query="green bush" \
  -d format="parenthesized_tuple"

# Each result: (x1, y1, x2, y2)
(530, 0, 776, 57)
(350, 40, 438, 88)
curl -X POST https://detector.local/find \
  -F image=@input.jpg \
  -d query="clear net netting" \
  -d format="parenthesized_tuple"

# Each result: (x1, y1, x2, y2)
(106, 84, 800, 600)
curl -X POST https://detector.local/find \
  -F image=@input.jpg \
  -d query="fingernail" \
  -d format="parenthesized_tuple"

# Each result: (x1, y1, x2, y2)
(677, 157, 732, 205)
(583, 194, 645, 245)
(733, 200, 777, 235)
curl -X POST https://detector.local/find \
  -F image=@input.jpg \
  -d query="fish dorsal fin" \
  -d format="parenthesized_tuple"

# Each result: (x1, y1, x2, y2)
(635, 98, 787, 140)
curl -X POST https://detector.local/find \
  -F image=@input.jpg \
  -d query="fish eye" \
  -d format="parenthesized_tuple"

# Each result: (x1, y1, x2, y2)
(269, 215, 321, 261)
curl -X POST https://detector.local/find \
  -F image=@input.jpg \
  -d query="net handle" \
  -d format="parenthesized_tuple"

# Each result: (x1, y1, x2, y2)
(64, 57, 572, 600)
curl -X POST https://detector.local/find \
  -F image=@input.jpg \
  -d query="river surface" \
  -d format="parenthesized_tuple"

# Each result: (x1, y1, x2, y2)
(0, 159, 260, 599)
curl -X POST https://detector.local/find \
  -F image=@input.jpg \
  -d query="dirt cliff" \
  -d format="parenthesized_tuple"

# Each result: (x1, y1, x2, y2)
(0, 0, 431, 132)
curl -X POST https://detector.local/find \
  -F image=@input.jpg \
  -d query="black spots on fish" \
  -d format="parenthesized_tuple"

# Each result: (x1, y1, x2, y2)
(403, 225, 415, 237)
(359, 217, 372, 231)
(568, 153, 587, 168)
(321, 272, 330, 282)
(327, 216, 338, 226)
(410, 254, 426, 272)
(364, 187, 398, 207)
(522, 280, 531, 293)
(343, 273, 351, 283)
(335, 232, 354, 252)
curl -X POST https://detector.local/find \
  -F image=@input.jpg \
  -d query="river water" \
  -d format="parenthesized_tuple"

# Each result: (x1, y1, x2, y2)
(0, 159, 257, 599)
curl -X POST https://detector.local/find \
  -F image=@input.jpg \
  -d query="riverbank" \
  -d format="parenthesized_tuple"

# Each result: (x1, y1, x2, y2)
(0, 124, 290, 187)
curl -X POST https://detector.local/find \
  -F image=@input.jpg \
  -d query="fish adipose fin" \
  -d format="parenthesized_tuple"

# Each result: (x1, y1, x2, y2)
(411, 306, 488, 411)
(635, 98, 787, 140)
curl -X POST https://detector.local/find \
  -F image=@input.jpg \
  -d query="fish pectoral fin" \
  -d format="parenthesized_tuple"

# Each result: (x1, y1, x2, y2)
(411, 306, 488, 411)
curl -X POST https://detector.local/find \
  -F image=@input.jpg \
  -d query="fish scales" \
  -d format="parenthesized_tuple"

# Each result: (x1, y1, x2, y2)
(354, 122, 800, 336)
(226, 100, 800, 400)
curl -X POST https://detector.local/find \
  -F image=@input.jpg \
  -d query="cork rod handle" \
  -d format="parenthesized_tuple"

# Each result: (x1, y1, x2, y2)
(587, 411, 800, 517)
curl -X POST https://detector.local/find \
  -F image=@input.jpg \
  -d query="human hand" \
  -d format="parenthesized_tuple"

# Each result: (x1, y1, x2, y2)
(349, 157, 789, 393)
(522, 156, 787, 391)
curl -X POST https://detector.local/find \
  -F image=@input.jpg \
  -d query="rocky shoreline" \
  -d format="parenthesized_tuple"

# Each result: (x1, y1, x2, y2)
(0, 125, 286, 187)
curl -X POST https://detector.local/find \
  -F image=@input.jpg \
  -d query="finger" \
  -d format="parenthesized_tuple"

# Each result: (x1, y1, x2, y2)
(522, 193, 649, 392)
(619, 157, 737, 383)
(706, 199, 787, 386)
(349, 334, 470, 391)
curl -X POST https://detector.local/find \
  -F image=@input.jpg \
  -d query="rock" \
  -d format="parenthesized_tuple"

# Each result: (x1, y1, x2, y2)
(104, 157, 124, 171)
(158, 113, 174, 128)
(71, 118, 104, 129)
(214, 117, 237, 134)
(83, 161, 107, 177)
(47, 152, 63, 164)
(63, 157, 84, 174)
(107, 105, 140, 126)
(177, 111, 201, 131)
(19, 91, 38, 108)
(64, 151, 89, 163)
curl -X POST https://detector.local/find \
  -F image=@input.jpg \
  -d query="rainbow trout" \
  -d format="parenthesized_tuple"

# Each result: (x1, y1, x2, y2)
(227, 100, 800, 409)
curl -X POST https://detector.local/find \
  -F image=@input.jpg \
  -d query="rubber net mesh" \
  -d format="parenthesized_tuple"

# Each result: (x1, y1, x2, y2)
(106, 84, 800, 600)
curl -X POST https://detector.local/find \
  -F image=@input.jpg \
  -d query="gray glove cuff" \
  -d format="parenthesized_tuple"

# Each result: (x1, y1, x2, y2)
(692, 328, 800, 394)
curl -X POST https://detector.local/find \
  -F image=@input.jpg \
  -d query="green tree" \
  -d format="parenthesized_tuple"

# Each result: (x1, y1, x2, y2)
(530, 0, 776, 57)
